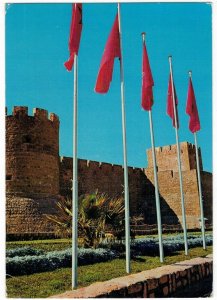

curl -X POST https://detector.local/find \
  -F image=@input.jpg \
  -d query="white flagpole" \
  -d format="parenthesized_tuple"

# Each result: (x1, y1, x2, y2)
(72, 54, 78, 289)
(141, 33, 164, 263)
(189, 71, 206, 250)
(168, 56, 188, 255)
(117, 3, 131, 273)
(194, 132, 206, 249)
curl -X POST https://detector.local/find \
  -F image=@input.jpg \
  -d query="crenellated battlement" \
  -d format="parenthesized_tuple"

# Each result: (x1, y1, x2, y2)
(154, 143, 190, 155)
(6, 106, 59, 125)
(60, 156, 145, 176)
(147, 141, 202, 172)
(154, 144, 176, 153)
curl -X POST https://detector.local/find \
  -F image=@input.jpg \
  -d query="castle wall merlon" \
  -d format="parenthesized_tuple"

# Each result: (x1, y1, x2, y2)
(60, 156, 73, 167)
(13, 106, 28, 117)
(99, 162, 114, 172)
(33, 107, 48, 119)
(49, 113, 59, 124)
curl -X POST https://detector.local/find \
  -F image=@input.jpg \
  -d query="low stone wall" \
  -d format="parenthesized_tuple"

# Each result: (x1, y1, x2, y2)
(50, 254, 212, 298)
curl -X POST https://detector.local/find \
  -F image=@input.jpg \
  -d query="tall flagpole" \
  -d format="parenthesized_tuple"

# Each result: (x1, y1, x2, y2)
(189, 71, 206, 250)
(72, 54, 78, 289)
(168, 56, 188, 255)
(194, 132, 206, 249)
(118, 2, 131, 274)
(141, 33, 164, 263)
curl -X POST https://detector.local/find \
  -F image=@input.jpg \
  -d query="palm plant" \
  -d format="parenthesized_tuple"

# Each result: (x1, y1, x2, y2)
(46, 192, 125, 248)
(46, 196, 72, 238)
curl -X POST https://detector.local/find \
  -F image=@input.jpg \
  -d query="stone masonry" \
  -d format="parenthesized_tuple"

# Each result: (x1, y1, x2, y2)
(6, 106, 212, 235)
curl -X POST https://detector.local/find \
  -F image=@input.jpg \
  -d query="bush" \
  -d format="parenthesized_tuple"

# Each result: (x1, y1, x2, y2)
(6, 234, 212, 276)
(131, 234, 213, 256)
(6, 247, 45, 258)
(99, 234, 213, 256)
(6, 248, 117, 276)
(78, 248, 118, 265)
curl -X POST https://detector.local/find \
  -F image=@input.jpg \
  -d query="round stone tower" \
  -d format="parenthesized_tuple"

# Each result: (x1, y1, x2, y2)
(6, 106, 59, 197)
(6, 106, 60, 236)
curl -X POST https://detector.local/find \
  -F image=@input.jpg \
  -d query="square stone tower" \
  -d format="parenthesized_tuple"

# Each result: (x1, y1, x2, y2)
(145, 142, 212, 229)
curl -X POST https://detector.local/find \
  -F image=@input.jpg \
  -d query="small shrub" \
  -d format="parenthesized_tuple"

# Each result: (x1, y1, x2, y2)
(6, 248, 117, 276)
(6, 247, 45, 258)
(99, 234, 213, 256)
(131, 234, 213, 256)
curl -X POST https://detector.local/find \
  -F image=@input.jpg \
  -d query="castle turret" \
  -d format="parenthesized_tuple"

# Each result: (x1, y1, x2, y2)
(6, 106, 60, 197)
(6, 107, 60, 237)
(145, 142, 212, 229)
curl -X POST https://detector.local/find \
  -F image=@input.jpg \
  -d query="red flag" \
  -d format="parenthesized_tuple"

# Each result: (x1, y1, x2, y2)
(141, 42, 154, 111)
(64, 3, 82, 71)
(186, 77, 200, 133)
(167, 72, 179, 128)
(95, 14, 121, 93)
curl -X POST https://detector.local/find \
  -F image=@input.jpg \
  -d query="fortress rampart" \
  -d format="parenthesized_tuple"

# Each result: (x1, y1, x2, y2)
(6, 107, 213, 235)
(59, 157, 157, 220)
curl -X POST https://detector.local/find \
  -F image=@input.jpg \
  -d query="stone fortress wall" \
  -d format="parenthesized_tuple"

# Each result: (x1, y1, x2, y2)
(6, 106, 212, 235)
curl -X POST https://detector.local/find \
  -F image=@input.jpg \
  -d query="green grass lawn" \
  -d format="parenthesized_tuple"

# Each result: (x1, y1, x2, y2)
(6, 238, 72, 252)
(6, 246, 212, 298)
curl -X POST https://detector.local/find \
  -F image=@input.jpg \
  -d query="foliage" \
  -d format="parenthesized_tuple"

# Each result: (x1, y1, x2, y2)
(6, 246, 44, 258)
(46, 197, 72, 238)
(46, 192, 125, 248)
(6, 246, 212, 298)
(98, 234, 213, 256)
(132, 234, 213, 256)
(6, 248, 117, 276)
(6, 234, 212, 277)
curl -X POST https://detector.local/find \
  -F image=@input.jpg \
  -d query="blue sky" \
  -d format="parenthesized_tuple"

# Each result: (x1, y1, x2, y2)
(5, 2, 212, 171)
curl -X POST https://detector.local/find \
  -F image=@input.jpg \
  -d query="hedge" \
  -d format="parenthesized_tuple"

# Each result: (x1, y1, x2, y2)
(100, 234, 213, 256)
(131, 234, 213, 256)
(6, 248, 117, 276)
(6, 246, 45, 258)
(6, 234, 212, 276)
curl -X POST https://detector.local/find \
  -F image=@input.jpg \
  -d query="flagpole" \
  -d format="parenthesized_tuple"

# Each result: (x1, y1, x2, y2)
(168, 56, 188, 255)
(141, 33, 164, 263)
(117, 2, 131, 274)
(194, 132, 206, 249)
(72, 54, 78, 289)
(188, 72, 206, 250)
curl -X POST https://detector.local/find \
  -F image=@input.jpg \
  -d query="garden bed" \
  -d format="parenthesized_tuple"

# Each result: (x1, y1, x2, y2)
(6, 233, 212, 276)
(6, 246, 212, 298)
